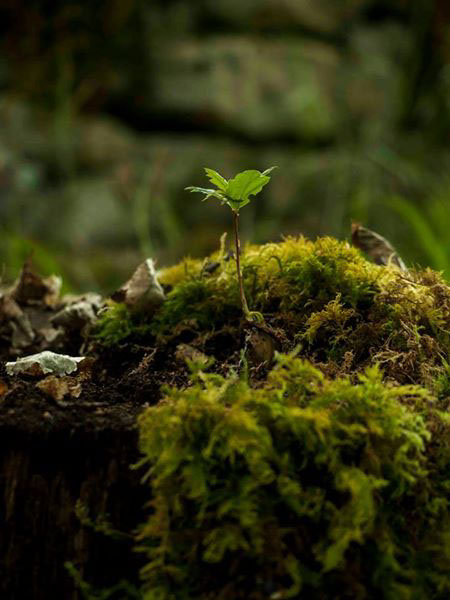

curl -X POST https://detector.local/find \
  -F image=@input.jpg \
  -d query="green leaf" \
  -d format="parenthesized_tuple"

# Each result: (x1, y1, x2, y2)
(204, 168, 228, 192)
(226, 169, 274, 203)
(261, 166, 278, 177)
(186, 166, 277, 212)
(224, 197, 250, 212)
(185, 186, 226, 203)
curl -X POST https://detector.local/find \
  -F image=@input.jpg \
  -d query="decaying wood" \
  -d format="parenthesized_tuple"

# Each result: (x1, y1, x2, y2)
(0, 425, 146, 600)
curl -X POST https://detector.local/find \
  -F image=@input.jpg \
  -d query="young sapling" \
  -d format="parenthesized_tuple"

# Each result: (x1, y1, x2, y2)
(186, 167, 277, 322)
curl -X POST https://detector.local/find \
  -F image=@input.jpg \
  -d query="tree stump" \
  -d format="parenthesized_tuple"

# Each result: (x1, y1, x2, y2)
(0, 403, 146, 599)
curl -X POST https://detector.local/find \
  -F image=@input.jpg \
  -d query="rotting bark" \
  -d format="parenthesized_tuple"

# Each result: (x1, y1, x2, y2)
(0, 258, 193, 599)
(0, 425, 146, 600)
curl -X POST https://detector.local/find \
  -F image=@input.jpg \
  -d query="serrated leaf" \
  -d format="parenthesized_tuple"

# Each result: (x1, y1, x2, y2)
(185, 186, 226, 202)
(226, 169, 272, 203)
(204, 168, 228, 192)
(187, 166, 276, 212)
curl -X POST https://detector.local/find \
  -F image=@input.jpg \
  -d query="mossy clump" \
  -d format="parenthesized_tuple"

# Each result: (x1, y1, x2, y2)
(136, 354, 450, 599)
(95, 236, 450, 391)
(154, 236, 382, 332)
(94, 301, 154, 347)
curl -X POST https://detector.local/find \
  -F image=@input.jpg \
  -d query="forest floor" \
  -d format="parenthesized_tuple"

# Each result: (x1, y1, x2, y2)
(0, 266, 250, 435)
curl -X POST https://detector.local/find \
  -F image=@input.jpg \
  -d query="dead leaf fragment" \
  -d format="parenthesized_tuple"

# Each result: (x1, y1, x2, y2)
(0, 294, 35, 347)
(6, 351, 86, 377)
(175, 343, 210, 366)
(51, 294, 102, 331)
(0, 293, 24, 320)
(36, 375, 82, 403)
(112, 259, 165, 313)
(0, 379, 8, 397)
(246, 326, 276, 366)
(11, 260, 62, 306)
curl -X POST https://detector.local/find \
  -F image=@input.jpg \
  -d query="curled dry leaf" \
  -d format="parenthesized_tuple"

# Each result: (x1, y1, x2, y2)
(111, 259, 165, 314)
(0, 293, 25, 321)
(0, 261, 66, 352)
(351, 222, 407, 271)
(51, 293, 103, 331)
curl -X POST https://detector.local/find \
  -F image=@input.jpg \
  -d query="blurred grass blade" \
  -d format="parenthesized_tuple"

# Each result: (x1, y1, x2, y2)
(383, 195, 449, 273)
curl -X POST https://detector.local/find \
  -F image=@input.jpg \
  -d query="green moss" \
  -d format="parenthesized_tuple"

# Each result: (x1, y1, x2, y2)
(94, 236, 450, 390)
(157, 257, 204, 288)
(88, 236, 450, 598)
(154, 236, 383, 333)
(94, 302, 154, 346)
(136, 355, 450, 599)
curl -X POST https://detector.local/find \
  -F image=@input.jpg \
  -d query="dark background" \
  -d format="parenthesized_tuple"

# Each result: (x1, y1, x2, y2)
(0, 0, 449, 291)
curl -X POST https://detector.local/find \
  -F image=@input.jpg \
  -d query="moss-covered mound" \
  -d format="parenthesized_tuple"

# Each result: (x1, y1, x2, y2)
(97, 236, 450, 392)
(137, 356, 450, 599)
(92, 237, 450, 598)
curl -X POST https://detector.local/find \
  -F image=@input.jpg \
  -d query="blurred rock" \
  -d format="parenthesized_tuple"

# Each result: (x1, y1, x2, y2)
(204, 0, 364, 33)
(149, 37, 339, 140)
(0, 1, 447, 290)
(63, 177, 132, 247)
(343, 24, 410, 130)
(0, 97, 47, 159)
(77, 117, 139, 168)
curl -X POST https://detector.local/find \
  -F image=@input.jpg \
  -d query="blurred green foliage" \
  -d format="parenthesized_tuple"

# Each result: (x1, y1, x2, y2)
(0, 231, 72, 293)
(0, 0, 449, 289)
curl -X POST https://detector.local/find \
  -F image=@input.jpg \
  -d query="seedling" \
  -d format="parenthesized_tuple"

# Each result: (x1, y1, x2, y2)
(186, 167, 277, 322)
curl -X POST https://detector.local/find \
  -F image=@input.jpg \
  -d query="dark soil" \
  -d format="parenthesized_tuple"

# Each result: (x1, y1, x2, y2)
(0, 343, 174, 434)
(0, 327, 250, 435)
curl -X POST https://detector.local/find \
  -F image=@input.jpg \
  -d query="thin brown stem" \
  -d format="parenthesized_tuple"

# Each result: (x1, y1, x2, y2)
(233, 211, 251, 320)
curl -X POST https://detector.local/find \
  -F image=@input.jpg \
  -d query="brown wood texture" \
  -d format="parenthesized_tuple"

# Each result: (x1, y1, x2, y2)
(0, 427, 145, 599)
